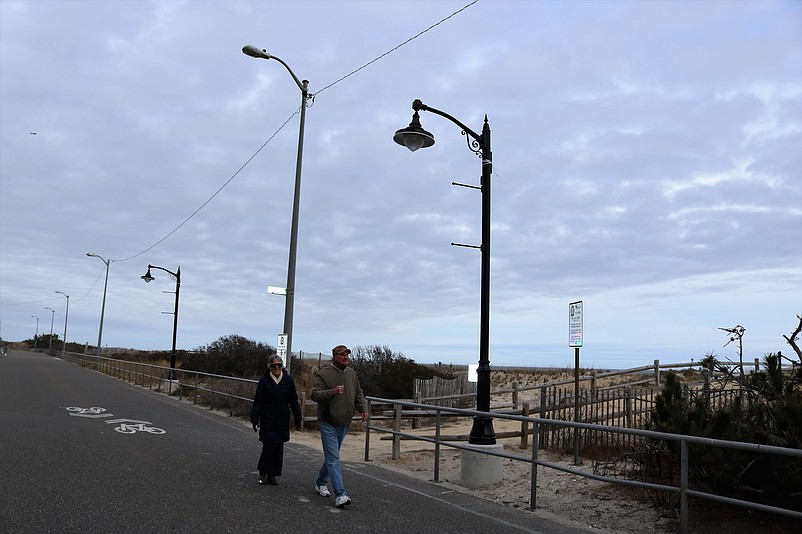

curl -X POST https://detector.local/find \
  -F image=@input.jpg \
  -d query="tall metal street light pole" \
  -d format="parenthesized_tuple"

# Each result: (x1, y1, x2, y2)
(55, 291, 69, 354)
(242, 44, 310, 376)
(45, 307, 55, 350)
(394, 99, 496, 446)
(31, 315, 39, 349)
(141, 265, 181, 380)
(87, 253, 111, 367)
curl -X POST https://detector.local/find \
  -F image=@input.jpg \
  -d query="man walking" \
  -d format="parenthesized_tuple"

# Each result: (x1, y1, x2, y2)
(311, 344, 368, 507)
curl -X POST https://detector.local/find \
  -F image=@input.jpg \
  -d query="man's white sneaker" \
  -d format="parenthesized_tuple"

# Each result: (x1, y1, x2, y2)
(316, 485, 330, 497)
(334, 495, 351, 508)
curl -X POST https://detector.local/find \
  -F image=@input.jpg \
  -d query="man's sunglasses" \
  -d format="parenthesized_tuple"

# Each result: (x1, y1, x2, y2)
(269, 363, 283, 368)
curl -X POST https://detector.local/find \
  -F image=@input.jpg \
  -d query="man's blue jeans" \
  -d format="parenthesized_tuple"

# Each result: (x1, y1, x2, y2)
(316, 420, 350, 497)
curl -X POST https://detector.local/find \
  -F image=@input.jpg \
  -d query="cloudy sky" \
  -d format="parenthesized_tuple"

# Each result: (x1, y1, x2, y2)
(1, 0, 800, 370)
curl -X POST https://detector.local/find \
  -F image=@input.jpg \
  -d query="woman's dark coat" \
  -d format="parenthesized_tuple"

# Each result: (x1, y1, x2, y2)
(250, 370, 302, 443)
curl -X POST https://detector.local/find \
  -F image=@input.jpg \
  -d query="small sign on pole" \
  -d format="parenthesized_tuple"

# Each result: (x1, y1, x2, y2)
(569, 300, 583, 347)
(277, 333, 288, 358)
(267, 286, 287, 296)
(467, 364, 478, 383)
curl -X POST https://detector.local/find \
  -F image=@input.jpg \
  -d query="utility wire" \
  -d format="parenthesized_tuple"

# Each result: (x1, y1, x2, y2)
(113, 110, 300, 263)
(112, 0, 479, 264)
(314, 0, 479, 96)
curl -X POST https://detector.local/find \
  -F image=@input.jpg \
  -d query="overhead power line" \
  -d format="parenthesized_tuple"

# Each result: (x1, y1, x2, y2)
(111, 0, 480, 264)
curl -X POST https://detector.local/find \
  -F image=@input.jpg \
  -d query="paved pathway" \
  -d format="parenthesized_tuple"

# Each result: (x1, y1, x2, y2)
(0, 350, 595, 533)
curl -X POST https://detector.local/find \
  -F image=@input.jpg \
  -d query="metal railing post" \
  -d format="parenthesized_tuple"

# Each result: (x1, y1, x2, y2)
(530, 422, 539, 510)
(364, 398, 372, 462)
(392, 403, 402, 460)
(434, 409, 441, 482)
(681, 439, 689, 534)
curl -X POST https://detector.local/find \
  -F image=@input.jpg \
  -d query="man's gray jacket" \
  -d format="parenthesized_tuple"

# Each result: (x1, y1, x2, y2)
(311, 362, 367, 426)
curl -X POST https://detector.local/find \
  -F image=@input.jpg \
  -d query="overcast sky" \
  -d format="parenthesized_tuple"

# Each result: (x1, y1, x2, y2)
(1, 0, 800, 370)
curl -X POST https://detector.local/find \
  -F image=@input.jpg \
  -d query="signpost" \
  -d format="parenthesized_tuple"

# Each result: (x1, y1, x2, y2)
(569, 300, 583, 465)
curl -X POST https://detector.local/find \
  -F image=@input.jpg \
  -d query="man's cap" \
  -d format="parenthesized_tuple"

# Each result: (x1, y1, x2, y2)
(332, 344, 351, 355)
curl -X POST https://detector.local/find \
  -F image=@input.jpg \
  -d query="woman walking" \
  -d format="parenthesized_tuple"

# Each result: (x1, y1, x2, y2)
(250, 355, 302, 485)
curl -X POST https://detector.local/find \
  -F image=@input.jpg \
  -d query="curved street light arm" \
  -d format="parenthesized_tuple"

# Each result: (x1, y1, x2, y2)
(270, 55, 308, 94)
(147, 264, 179, 280)
(412, 99, 482, 144)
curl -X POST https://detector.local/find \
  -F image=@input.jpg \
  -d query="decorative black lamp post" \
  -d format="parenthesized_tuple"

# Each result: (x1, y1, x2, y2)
(141, 264, 181, 381)
(394, 99, 496, 445)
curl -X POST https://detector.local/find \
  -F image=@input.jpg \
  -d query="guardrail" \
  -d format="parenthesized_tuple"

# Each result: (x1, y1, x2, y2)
(364, 396, 802, 534)
(59, 352, 260, 416)
(57, 351, 333, 429)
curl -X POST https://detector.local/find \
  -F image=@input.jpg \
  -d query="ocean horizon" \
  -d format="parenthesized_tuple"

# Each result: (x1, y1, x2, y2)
(389, 342, 746, 371)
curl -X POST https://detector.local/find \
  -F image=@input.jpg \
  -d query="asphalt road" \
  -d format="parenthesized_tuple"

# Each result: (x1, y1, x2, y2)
(0, 351, 594, 534)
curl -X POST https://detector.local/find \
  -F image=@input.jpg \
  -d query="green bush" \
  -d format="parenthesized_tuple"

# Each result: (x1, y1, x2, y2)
(645, 356, 802, 510)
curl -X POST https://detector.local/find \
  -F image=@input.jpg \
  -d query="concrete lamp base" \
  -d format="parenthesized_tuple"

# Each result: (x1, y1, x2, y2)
(460, 443, 504, 488)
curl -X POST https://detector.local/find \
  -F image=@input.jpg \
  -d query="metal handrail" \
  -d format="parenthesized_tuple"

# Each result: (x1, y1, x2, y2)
(364, 396, 802, 534)
(54, 351, 800, 533)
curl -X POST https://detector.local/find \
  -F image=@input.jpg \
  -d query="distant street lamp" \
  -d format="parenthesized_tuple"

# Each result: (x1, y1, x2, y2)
(55, 291, 69, 354)
(45, 307, 55, 350)
(242, 44, 310, 376)
(87, 253, 111, 367)
(394, 99, 496, 445)
(141, 265, 180, 380)
(31, 315, 39, 349)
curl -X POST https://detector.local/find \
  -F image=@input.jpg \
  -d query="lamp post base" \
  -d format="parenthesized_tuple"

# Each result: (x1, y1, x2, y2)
(461, 442, 504, 487)
(468, 415, 496, 445)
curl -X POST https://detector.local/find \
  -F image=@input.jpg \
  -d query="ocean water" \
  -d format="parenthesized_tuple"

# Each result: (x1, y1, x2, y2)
(393, 342, 725, 371)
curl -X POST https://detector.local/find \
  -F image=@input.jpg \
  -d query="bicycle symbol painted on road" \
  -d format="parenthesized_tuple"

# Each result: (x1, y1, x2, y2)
(106, 419, 166, 435)
(66, 406, 112, 418)
(65, 407, 166, 435)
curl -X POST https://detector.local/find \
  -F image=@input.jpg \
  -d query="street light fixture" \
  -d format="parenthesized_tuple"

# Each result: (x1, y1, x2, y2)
(44, 307, 55, 350)
(394, 99, 496, 446)
(141, 265, 181, 380)
(31, 315, 39, 349)
(87, 253, 111, 367)
(55, 291, 69, 354)
(242, 44, 310, 375)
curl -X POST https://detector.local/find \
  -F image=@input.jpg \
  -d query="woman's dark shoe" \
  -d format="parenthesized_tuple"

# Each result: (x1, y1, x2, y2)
(267, 476, 278, 485)
(258, 473, 267, 485)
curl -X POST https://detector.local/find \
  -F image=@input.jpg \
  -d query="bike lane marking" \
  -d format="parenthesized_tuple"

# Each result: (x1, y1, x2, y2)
(66, 406, 113, 418)
(65, 407, 166, 435)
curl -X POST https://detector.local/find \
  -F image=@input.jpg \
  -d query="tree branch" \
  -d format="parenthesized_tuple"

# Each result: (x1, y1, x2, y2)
(782, 314, 802, 363)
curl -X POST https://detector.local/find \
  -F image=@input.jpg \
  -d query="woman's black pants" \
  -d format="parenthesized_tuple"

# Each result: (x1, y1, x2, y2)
(257, 441, 284, 477)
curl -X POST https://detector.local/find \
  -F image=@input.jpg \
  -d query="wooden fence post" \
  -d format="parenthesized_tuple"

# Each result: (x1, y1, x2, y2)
(590, 371, 597, 399)
(412, 381, 421, 429)
(754, 358, 760, 374)
(512, 382, 519, 410)
(702, 371, 710, 404)
(625, 388, 632, 428)
(654, 359, 660, 387)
